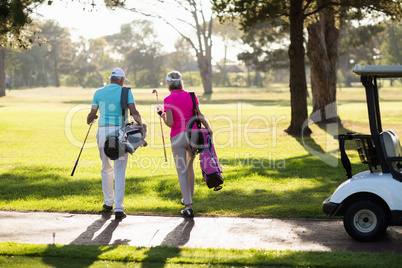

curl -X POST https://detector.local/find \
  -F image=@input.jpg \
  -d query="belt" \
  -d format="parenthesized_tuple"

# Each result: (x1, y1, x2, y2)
(99, 124, 120, 127)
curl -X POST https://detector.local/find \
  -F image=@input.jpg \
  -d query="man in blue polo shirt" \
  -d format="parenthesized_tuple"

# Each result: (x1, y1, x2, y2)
(87, 67, 142, 220)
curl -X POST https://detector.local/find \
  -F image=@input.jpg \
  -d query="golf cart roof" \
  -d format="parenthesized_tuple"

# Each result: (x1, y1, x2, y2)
(353, 64, 402, 78)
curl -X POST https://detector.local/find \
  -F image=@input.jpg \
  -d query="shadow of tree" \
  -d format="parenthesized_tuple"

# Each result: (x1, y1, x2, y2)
(141, 246, 182, 268)
(0, 165, 156, 200)
(0, 166, 173, 213)
(310, 119, 371, 177)
(0, 167, 101, 201)
(1, 113, 373, 218)
(41, 244, 109, 268)
(192, 143, 370, 218)
(0, 151, 369, 218)
(291, 218, 402, 254)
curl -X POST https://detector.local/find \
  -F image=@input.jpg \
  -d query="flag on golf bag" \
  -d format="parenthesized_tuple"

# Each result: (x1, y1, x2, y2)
(199, 128, 223, 191)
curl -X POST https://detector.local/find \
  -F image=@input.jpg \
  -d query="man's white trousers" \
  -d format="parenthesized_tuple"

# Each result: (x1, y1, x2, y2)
(97, 126, 128, 212)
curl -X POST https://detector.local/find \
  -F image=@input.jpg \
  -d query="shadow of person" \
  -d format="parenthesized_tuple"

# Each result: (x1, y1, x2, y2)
(161, 218, 195, 247)
(91, 219, 124, 245)
(70, 214, 130, 245)
(43, 214, 129, 268)
(141, 218, 195, 268)
(70, 214, 112, 245)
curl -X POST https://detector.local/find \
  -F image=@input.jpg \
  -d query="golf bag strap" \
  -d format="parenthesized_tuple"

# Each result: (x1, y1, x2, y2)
(189, 92, 201, 129)
(189, 92, 204, 153)
(121, 87, 131, 117)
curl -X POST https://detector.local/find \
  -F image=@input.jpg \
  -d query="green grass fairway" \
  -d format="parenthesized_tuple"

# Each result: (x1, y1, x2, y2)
(2, 83, 402, 267)
(1, 242, 402, 268)
(1, 84, 402, 218)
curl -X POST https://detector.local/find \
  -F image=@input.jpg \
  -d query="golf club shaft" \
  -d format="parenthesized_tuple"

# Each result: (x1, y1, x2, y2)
(154, 89, 167, 162)
(159, 116, 167, 162)
(71, 123, 93, 176)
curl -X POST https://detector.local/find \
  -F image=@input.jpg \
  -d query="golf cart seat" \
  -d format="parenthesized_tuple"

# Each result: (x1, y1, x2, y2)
(379, 130, 402, 181)
(380, 130, 402, 158)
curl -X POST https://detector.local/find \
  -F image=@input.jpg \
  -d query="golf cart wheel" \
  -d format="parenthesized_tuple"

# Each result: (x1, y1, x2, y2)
(343, 200, 388, 242)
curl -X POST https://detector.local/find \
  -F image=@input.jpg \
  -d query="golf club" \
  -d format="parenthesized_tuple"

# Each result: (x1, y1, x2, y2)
(153, 89, 168, 162)
(71, 119, 95, 176)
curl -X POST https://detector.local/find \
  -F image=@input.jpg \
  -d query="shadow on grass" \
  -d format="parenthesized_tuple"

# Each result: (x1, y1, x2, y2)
(161, 218, 194, 247)
(140, 218, 194, 268)
(40, 244, 125, 268)
(69, 214, 127, 245)
(0, 118, 371, 218)
(40, 217, 193, 267)
(194, 155, 345, 218)
(0, 166, 151, 201)
(0, 152, 367, 218)
(41, 214, 130, 268)
(299, 119, 370, 179)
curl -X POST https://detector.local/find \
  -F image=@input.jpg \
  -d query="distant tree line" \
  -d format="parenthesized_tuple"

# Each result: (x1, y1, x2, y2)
(2, 0, 402, 137)
(5, 18, 401, 91)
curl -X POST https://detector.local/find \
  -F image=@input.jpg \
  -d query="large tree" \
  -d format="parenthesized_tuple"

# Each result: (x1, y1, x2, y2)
(106, 0, 215, 94)
(0, 0, 126, 95)
(237, 19, 289, 87)
(212, 18, 242, 87)
(307, 2, 401, 124)
(338, 22, 386, 87)
(0, 0, 47, 97)
(166, 38, 195, 76)
(307, 6, 343, 124)
(213, 0, 310, 136)
(72, 36, 114, 88)
(40, 20, 75, 87)
(382, 22, 402, 66)
(5, 20, 76, 88)
(213, 0, 402, 136)
(106, 20, 164, 88)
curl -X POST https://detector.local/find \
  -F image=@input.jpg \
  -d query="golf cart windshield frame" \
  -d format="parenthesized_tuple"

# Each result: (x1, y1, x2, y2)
(337, 65, 402, 181)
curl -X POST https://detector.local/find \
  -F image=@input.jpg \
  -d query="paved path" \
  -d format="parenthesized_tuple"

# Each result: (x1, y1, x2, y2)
(1, 211, 402, 253)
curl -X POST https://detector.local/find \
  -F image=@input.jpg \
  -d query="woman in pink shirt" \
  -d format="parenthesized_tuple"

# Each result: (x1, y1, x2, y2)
(159, 71, 213, 217)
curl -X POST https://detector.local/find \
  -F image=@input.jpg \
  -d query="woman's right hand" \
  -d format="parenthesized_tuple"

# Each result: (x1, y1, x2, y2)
(156, 105, 165, 117)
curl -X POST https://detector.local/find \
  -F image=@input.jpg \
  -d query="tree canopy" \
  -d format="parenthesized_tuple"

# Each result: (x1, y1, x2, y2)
(212, 0, 402, 136)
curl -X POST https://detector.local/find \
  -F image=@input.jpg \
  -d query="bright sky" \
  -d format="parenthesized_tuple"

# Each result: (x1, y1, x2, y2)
(32, 0, 238, 61)
(33, 1, 188, 52)
(35, 0, 242, 61)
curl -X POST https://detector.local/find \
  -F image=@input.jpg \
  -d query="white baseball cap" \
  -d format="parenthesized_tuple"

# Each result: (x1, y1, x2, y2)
(110, 68, 129, 81)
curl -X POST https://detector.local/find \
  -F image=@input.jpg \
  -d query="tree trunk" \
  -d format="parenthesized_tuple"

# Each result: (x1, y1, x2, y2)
(190, 2, 213, 95)
(54, 57, 60, 87)
(196, 19, 213, 95)
(254, 71, 263, 87)
(247, 66, 251, 87)
(222, 45, 231, 86)
(188, 70, 194, 86)
(197, 51, 213, 94)
(307, 8, 340, 124)
(215, 61, 231, 86)
(0, 47, 6, 97)
(284, 0, 311, 136)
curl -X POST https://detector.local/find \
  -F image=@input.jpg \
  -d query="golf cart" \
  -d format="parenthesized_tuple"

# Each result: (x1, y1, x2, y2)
(323, 65, 402, 242)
